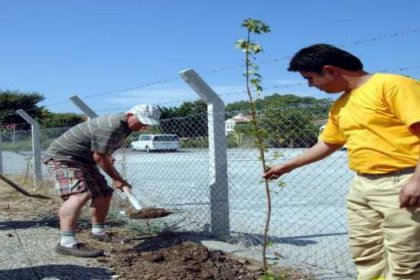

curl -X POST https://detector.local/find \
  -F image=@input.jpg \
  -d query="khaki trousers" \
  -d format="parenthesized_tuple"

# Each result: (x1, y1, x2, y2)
(347, 173, 420, 280)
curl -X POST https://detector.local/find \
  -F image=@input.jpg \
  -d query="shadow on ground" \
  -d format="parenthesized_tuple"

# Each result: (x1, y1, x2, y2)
(0, 264, 111, 280)
(0, 214, 127, 231)
(0, 216, 58, 230)
(228, 231, 349, 247)
(134, 231, 215, 252)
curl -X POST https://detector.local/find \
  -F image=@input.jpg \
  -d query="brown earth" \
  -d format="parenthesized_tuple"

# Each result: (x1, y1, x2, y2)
(0, 178, 314, 280)
(128, 207, 173, 219)
(90, 232, 314, 280)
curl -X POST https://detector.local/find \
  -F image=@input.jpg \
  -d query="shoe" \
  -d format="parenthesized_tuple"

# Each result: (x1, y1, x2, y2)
(90, 232, 129, 243)
(55, 243, 104, 258)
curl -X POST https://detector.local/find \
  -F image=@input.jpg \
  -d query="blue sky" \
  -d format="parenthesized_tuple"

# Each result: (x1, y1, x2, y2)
(0, 0, 419, 115)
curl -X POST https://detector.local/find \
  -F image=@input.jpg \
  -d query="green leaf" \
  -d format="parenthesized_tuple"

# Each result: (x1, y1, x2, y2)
(235, 39, 248, 49)
(277, 181, 286, 188)
(251, 44, 263, 54)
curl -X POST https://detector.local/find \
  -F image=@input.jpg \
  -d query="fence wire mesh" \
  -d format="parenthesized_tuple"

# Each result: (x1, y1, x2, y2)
(222, 106, 355, 276)
(0, 105, 356, 277)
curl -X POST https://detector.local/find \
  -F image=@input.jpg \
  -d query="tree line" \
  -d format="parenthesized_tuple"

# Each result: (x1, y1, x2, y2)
(159, 94, 331, 148)
(0, 90, 331, 148)
(0, 90, 85, 129)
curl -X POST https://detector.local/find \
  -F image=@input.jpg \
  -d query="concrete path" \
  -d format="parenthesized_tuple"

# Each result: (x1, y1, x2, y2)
(0, 214, 113, 280)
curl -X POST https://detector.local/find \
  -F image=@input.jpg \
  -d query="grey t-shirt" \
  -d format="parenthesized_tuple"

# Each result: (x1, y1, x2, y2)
(45, 113, 131, 165)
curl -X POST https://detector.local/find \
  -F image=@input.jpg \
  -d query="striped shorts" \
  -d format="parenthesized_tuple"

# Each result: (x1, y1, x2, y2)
(46, 160, 113, 200)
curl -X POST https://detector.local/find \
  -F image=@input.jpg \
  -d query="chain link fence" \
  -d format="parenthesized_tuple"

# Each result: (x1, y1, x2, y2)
(0, 105, 356, 277)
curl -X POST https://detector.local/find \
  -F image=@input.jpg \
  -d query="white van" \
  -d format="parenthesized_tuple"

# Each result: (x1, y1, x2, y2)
(130, 134, 179, 152)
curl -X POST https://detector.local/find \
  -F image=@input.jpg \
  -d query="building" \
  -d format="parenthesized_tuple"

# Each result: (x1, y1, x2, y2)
(225, 113, 251, 135)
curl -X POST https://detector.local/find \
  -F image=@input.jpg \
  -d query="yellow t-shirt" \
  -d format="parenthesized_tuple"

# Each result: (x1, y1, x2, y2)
(320, 73, 420, 174)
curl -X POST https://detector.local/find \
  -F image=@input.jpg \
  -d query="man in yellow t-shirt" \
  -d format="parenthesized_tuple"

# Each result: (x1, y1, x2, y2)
(264, 44, 420, 280)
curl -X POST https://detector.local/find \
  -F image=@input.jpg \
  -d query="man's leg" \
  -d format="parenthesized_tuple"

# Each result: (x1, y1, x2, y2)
(84, 166, 115, 241)
(370, 174, 420, 280)
(59, 192, 91, 246)
(347, 176, 386, 280)
(90, 195, 112, 235)
(48, 161, 104, 257)
(59, 192, 92, 232)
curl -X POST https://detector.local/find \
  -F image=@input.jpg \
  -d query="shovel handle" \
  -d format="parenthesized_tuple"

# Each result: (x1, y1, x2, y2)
(0, 174, 51, 199)
(122, 186, 142, 210)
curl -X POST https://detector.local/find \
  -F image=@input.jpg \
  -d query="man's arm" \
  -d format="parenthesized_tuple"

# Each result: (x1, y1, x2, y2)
(93, 152, 130, 190)
(263, 141, 343, 180)
(399, 122, 420, 208)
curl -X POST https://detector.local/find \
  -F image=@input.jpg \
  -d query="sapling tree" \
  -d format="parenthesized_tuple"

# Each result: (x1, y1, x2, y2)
(236, 18, 281, 277)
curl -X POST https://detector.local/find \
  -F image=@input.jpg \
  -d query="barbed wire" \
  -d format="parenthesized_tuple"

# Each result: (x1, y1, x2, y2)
(81, 76, 181, 99)
(74, 28, 420, 101)
(0, 28, 418, 121)
(92, 63, 420, 114)
(202, 28, 420, 73)
(1, 62, 418, 122)
(380, 65, 420, 73)
(339, 28, 419, 47)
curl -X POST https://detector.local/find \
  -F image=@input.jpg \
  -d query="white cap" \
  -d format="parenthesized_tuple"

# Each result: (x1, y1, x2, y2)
(126, 104, 161, 126)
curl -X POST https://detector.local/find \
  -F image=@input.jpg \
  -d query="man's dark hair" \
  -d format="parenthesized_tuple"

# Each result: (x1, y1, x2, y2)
(288, 43, 363, 73)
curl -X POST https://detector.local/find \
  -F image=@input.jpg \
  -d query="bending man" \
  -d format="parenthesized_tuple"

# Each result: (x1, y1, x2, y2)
(44, 104, 160, 257)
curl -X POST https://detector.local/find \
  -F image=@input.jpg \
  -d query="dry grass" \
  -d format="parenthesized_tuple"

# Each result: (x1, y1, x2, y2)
(0, 176, 59, 219)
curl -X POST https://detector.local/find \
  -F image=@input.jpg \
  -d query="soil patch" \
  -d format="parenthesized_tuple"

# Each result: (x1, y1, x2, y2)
(128, 208, 173, 219)
(89, 233, 314, 280)
(103, 233, 313, 280)
(110, 240, 261, 280)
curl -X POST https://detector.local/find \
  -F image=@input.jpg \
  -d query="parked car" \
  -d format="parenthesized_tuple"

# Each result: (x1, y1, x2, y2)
(130, 134, 179, 152)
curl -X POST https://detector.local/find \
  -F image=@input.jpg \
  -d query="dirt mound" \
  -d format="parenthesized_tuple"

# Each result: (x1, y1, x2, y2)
(110, 241, 263, 280)
(128, 208, 173, 219)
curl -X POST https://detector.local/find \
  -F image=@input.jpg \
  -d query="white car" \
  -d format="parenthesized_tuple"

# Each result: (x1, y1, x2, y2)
(130, 134, 179, 152)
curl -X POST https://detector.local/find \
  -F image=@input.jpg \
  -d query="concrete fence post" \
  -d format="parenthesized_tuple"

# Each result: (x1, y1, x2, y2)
(0, 131, 3, 174)
(16, 109, 42, 186)
(179, 69, 230, 237)
(69, 95, 98, 119)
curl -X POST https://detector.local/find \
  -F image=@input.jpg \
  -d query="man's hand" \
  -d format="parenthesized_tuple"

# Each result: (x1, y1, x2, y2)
(113, 179, 131, 190)
(93, 152, 129, 190)
(263, 141, 342, 181)
(401, 122, 420, 208)
(263, 164, 294, 180)
(400, 176, 420, 208)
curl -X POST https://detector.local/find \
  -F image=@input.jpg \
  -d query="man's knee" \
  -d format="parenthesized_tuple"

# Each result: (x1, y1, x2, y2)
(64, 191, 92, 204)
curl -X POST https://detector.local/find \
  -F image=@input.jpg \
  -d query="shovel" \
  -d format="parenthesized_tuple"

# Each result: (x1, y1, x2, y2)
(0, 174, 52, 200)
(122, 186, 173, 219)
(122, 186, 142, 210)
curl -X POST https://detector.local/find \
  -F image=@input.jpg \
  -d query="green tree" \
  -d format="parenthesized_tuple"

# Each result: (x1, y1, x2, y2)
(0, 90, 45, 126)
(225, 99, 265, 114)
(261, 108, 319, 148)
(232, 122, 256, 147)
(225, 93, 331, 116)
(159, 100, 208, 137)
(39, 110, 85, 128)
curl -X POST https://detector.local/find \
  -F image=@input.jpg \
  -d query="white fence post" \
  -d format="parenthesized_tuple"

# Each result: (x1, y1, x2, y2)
(179, 69, 230, 237)
(16, 109, 42, 185)
(0, 131, 3, 174)
(69, 95, 98, 119)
